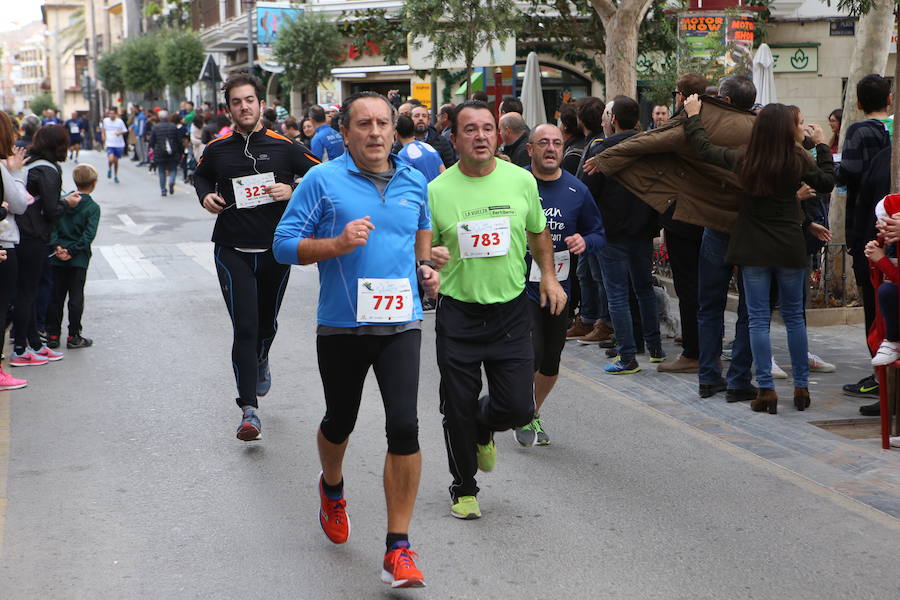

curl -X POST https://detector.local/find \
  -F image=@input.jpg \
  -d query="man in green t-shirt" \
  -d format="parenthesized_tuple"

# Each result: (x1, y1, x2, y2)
(429, 100, 567, 520)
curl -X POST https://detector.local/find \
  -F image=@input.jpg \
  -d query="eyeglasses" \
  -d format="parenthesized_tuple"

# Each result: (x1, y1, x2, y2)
(531, 139, 564, 148)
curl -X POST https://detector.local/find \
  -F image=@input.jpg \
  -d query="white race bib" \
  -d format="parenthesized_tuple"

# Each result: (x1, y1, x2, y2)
(356, 278, 413, 323)
(231, 172, 276, 209)
(69, 123, 80, 134)
(457, 217, 510, 258)
(529, 250, 571, 282)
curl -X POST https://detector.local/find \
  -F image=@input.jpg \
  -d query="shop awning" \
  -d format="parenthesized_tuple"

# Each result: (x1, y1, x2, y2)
(455, 71, 484, 95)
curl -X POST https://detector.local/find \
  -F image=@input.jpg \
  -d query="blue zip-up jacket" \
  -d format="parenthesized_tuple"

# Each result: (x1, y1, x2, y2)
(310, 123, 345, 161)
(274, 151, 431, 328)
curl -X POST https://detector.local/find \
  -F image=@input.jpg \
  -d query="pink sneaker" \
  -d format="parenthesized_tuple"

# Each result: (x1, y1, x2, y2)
(0, 369, 27, 391)
(35, 344, 64, 362)
(9, 349, 49, 367)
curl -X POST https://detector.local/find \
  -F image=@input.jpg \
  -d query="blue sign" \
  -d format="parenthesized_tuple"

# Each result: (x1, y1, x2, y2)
(257, 3, 303, 47)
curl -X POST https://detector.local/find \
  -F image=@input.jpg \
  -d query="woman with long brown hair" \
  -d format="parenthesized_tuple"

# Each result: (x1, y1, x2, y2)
(0, 111, 30, 389)
(683, 95, 834, 414)
(10, 124, 80, 367)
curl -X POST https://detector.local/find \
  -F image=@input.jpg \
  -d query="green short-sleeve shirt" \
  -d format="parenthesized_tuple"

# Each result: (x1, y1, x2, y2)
(428, 159, 547, 304)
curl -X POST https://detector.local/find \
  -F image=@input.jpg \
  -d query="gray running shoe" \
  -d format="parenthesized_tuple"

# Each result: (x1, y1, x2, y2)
(513, 421, 537, 447)
(533, 415, 550, 446)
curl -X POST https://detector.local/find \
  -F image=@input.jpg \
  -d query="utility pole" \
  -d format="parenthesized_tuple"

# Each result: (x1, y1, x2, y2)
(88, 0, 100, 149)
(245, 0, 255, 74)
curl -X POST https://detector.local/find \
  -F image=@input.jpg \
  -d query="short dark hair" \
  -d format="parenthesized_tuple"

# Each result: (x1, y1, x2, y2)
(396, 114, 415, 138)
(676, 72, 709, 97)
(222, 72, 265, 104)
(185, 101, 194, 108)
(611, 95, 639, 130)
(339, 91, 397, 129)
(283, 118, 299, 132)
(451, 100, 495, 134)
(718, 75, 757, 111)
(559, 103, 578, 135)
(576, 96, 605, 135)
(29, 124, 69, 162)
(439, 103, 455, 117)
(857, 74, 891, 114)
(308, 105, 326, 123)
(500, 96, 523, 114)
(263, 108, 277, 122)
(472, 91, 489, 103)
(408, 98, 423, 106)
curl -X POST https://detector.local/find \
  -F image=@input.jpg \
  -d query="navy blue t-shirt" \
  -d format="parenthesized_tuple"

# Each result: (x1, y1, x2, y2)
(525, 169, 605, 303)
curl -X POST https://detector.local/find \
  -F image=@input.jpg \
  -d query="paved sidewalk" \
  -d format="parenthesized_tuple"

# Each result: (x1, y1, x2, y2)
(563, 317, 900, 519)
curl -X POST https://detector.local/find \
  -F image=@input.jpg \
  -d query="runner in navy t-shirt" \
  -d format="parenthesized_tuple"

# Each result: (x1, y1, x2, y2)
(516, 123, 605, 447)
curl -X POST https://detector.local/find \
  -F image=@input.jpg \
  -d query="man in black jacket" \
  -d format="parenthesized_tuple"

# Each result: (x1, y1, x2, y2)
(499, 112, 530, 167)
(580, 96, 663, 374)
(149, 111, 185, 196)
(410, 105, 455, 166)
(194, 72, 319, 441)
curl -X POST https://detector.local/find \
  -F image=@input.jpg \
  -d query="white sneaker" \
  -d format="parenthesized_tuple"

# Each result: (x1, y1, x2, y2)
(808, 353, 836, 373)
(872, 341, 900, 366)
(771, 357, 788, 379)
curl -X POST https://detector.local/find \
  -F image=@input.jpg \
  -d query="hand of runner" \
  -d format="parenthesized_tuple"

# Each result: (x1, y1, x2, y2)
(0, 249, 6, 262)
(796, 183, 815, 200)
(807, 222, 831, 242)
(581, 156, 599, 176)
(418, 265, 440, 299)
(431, 246, 450, 269)
(64, 192, 81, 208)
(684, 94, 702, 117)
(266, 183, 293, 202)
(540, 276, 568, 316)
(202, 193, 227, 214)
(339, 216, 375, 251)
(564, 233, 586, 254)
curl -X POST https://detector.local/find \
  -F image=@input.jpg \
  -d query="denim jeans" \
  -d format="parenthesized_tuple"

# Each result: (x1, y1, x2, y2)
(157, 159, 178, 192)
(597, 240, 660, 362)
(575, 249, 609, 324)
(697, 228, 753, 388)
(742, 265, 809, 389)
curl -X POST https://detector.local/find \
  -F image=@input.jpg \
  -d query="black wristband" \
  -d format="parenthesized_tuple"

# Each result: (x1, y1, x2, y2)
(417, 260, 435, 270)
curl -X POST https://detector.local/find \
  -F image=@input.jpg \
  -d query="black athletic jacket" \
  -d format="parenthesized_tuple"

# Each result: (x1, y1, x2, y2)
(20, 158, 66, 243)
(194, 128, 320, 248)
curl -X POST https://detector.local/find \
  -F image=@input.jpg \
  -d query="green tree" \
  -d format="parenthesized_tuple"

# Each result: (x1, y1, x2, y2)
(835, 0, 900, 193)
(273, 11, 344, 104)
(120, 35, 164, 94)
(96, 44, 127, 97)
(405, 0, 518, 100)
(29, 92, 57, 116)
(159, 30, 205, 91)
(340, 8, 409, 66)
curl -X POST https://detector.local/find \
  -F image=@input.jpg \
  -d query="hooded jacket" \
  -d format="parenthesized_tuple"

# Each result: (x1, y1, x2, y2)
(593, 96, 756, 234)
(50, 192, 100, 269)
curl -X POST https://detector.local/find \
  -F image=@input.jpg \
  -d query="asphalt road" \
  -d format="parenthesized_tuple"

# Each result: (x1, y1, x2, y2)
(1, 151, 898, 599)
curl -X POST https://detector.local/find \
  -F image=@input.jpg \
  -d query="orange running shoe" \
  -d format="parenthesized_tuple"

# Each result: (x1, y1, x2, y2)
(318, 472, 350, 544)
(381, 547, 425, 588)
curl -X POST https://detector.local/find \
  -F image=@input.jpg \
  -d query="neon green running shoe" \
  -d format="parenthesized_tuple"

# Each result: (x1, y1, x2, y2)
(450, 495, 481, 520)
(533, 415, 550, 446)
(476, 440, 496, 472)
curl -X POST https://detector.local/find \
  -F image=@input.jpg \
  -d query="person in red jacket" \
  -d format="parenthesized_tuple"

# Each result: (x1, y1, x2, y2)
(865, 193, 900, 366)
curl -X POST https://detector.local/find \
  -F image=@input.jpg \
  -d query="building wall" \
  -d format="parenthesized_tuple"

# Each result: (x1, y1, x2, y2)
(766, 19, 896, 130)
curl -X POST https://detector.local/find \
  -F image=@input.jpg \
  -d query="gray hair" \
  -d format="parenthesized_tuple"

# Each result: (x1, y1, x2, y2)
(339, 92, 398, 129)
(499, 112, 527, 134)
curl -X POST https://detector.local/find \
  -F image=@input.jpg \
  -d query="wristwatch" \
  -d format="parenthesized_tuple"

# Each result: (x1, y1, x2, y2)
(417, 260, 436, 270)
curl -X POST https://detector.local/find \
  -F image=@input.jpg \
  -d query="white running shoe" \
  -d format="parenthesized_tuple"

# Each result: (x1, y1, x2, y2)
(872, 341, 900, 367)
(808, 353, 836, 373)
(771, 357, 788, 379)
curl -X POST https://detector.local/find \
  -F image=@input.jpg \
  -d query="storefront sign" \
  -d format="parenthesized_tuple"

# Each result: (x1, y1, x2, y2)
(412, 83, 432, 109)
(830, 18, 856, 36)
(771, 46, 818, 73)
